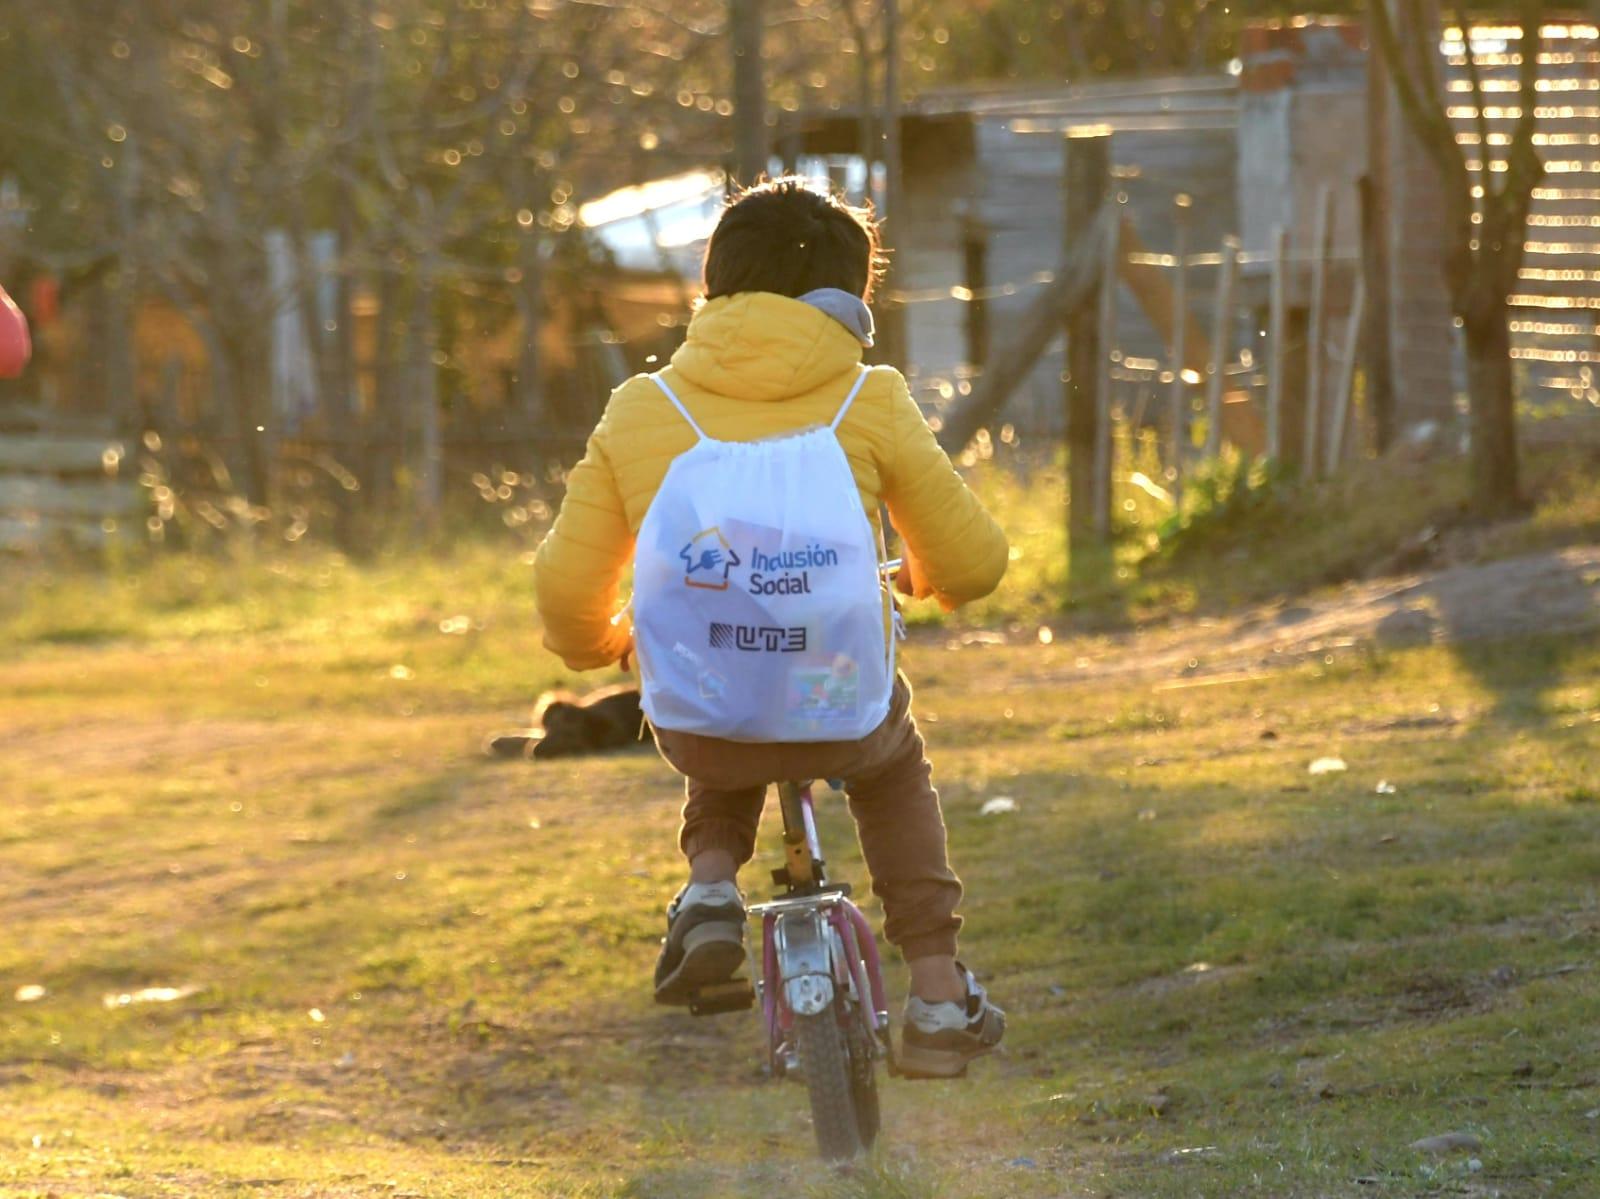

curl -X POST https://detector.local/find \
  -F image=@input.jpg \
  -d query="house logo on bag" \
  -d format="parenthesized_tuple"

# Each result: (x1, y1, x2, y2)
(679, 527, 741, 590)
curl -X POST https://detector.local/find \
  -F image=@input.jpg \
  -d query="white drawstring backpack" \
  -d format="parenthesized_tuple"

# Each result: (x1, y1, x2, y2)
(631, 365, 894, 742)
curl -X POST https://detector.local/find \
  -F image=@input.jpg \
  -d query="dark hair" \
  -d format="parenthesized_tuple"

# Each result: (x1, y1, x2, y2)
(702, 176, 885, 302)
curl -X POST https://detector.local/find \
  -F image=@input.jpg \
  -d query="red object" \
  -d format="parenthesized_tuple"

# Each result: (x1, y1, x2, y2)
(0, 282, 30, 378)
(28, 275, 58, 327)
(1238, 18, 1366, 93)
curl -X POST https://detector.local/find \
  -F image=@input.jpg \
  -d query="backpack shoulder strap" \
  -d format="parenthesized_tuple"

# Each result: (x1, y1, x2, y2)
(829, 364, 879, 432)
(649, 371, 708, 441)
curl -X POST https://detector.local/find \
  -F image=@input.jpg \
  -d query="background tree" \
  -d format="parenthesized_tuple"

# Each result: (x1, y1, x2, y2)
(0, 0, 1355, 540)
(901, 0, 1356, 81)
(0, 0, 733, 528)
(1368, 0, 1546, 516)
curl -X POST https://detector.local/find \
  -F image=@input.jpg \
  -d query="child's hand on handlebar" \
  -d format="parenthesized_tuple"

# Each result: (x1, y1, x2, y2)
(894, 549, 932, 600)
(608, 606, 633, 672)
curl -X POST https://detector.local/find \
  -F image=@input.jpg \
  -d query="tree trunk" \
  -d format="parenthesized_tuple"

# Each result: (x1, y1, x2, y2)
(409, 264, 442, 531)
(514, 236, 543, 434)
(289, 223, 331, 437)
(78, 274, 109, 419)
(874, 0, 906, 370)
(327, 225, 359, 549)
(230, 326, 274, 510)
(207, 326, 272, 510)
(104, 266, 138, 433)
(1358, 175, 1397, 453)
(1275, 309, 1309, 477)
(1462, 308, 1520, 517)
(1366, 0, 1539, 512)
(731, 0, 766, 184)
(373, 263, 399, 507)
(853, 4, 875, 196)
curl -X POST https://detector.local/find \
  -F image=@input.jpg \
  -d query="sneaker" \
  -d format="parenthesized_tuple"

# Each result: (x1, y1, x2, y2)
(898, 963, 1006, 1079)
(652, 880, 747, 1005)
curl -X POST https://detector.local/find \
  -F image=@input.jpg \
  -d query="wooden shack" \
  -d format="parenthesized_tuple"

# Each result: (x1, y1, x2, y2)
(1237, 18, 1382, 466)
(787, 74, 1242, 439)
(782, 16, 1597, 451)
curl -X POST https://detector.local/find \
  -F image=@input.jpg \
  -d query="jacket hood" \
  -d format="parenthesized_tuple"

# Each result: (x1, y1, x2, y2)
(668, 292, 866, 402)
(797, 288, 875, 347)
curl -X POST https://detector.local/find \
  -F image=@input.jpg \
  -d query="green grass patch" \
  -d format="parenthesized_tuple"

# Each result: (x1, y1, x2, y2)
(7, 445, 1598, 653)
(890, 440, 1600, 632)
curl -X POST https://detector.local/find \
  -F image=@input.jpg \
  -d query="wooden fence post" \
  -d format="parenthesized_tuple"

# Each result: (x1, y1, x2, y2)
(1204, 235, 1240, 460)
(960, 206, 990, 373)
(1266, 223, 1287, 461)
(1303, 183, 1333, 479)
(1063, 130, 1110, 558)
(934, 210, 1109, 455)
(1327, 272, 1366, 473)
(1093, 199, 1123, 540)
(1167, 193, 1192, 508)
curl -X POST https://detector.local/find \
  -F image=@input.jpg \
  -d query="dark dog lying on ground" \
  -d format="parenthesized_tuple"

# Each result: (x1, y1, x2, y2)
(485, 685, 648, 760)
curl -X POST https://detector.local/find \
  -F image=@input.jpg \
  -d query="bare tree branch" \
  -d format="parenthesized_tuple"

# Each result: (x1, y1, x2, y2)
(1510, 0, 1543, 161)
(566, 0, 723, 38)
(1493, 0, 1547, 297)
(1368, 0, 1470, 194)
(1368, 0, 1476, 290)
(836, 0, 877, 173)
(1453, 9, 1492, 202)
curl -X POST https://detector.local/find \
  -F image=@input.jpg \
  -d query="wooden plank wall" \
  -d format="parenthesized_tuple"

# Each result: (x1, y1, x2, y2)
(898, 76, 1240, 439)
(0, 408, 138, 552)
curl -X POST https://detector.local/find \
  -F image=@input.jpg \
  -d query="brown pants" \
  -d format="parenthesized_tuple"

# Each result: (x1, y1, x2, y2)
(651, 674, 961, 962)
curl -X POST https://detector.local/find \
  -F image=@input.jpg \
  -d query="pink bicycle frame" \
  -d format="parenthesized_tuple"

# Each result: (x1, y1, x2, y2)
(757, 783, 890, 1073)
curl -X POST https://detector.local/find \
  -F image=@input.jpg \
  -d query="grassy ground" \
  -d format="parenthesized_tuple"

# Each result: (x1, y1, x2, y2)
(966, 441, 1600, 626)
(5, 442, 1597, 647)
(3, 530, 1598, 1195)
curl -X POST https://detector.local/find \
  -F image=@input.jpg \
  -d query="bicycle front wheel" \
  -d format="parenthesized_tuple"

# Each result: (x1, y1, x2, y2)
(794, 1009, 864, 1162)
(848, 1020, 881, 1151)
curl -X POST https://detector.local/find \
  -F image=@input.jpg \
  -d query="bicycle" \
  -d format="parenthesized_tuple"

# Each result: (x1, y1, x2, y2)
(683, 777, 892, 1163)
(653, 556, 908, 1161)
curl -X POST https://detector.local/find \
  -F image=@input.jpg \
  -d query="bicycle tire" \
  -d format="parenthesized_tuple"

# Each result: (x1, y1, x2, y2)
(795, 1009, 864, 1162)
(848, 1021, 881, 1150)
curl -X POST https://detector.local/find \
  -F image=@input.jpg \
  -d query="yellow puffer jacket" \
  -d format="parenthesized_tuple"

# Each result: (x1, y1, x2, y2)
(534, 291, 1008, 670)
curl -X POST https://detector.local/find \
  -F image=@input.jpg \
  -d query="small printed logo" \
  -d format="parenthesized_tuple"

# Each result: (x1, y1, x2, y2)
(679, 527, 741, 591)
(709, 622, 807, 653)
(789, 655, 860, 721)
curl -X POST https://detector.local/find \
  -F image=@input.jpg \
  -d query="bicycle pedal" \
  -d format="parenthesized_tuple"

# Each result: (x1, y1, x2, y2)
(687, 979, 756, 1017)
(889, 1051, 968, 1081)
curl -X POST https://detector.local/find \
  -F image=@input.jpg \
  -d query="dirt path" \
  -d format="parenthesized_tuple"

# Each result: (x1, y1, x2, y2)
(961, 545, 1600, 687)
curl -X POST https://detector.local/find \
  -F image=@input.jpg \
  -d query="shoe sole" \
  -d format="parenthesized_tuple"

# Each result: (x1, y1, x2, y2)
(895, 1040, 996, 1079)
(654, 922, 745, 1006)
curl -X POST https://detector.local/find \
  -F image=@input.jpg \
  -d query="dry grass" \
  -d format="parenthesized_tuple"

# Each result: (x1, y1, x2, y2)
(3, 544, 1598, 1195)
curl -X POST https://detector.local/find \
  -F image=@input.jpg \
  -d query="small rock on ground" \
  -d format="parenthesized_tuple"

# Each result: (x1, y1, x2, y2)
(1410, 1131, 1483, 1154)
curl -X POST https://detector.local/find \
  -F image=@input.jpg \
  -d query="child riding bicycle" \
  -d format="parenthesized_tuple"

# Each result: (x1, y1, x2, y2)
(533, 178, 1007, 1077)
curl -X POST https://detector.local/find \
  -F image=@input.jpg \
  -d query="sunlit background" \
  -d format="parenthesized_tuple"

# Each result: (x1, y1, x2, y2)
(3, 3, 1600, 1194)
